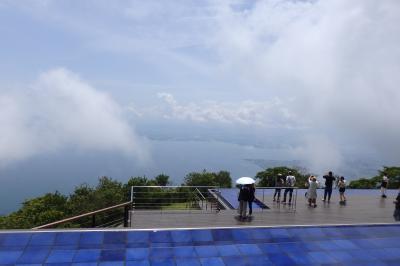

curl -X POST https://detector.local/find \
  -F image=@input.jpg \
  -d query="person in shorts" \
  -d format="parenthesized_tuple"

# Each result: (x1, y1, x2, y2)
(381, 173, 389, 198)
(338, 176, 346, 204)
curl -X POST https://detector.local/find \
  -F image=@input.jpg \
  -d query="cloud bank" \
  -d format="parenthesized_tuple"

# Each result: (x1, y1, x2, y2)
(2, 0, 400, 172)
(0, 68, 147, 166)
(156, 92, 302, 129)
(211, 0, 400, 166)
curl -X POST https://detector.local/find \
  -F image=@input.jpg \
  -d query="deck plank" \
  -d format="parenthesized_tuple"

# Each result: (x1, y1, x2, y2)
(130, 189, 398, 229)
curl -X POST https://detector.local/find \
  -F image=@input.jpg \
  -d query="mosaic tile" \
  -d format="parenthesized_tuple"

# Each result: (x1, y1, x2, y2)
(0, 224, 399, 265)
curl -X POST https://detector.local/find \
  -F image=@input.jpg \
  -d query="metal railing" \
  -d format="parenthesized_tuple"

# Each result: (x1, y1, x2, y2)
(130, 186, 222, 213)
(255, 186, 299, 212)
(32, 201, 132, 229)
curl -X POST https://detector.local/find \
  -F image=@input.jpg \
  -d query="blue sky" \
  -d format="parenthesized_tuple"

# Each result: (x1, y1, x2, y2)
(1, 0, 400, 182)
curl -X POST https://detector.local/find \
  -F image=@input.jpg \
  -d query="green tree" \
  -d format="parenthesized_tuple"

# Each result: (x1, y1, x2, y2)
(349, 166, 400, 189)
(183, 170, 232, 187)
(154, 174, 171, 186)
(0, 192, 69, 229)
(214, 171, 232, 188)
(349, 178, 376, 189)
(123, 176, 151, 201)
(184, 170, 216, 187)
(68, 184, 96, 215)
(95, 176, 125, 207)
(380, 166, 400, 188)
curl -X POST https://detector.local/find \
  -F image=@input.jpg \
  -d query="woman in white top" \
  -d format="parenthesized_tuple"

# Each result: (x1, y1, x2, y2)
(381, 173, 389, 198)
(307, 176, 318, 208)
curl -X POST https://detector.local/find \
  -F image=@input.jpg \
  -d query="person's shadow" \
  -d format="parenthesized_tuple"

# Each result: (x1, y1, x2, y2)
(379, 197, 386, 208)
(234, 215, 254, 222)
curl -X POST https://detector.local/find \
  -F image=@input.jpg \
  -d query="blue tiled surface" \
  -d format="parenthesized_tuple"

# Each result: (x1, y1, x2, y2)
(0, 224, 400, 265)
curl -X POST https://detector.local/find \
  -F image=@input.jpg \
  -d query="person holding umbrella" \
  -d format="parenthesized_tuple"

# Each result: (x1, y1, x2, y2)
(236, 177, 254, 220)
(248, 183, 255, 216)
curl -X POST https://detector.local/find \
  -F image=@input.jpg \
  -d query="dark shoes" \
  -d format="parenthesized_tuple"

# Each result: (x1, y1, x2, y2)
(382, 195, 387, 198)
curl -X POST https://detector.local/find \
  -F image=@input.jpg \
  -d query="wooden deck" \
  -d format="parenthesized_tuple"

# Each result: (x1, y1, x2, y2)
(130, 190, 399, 229)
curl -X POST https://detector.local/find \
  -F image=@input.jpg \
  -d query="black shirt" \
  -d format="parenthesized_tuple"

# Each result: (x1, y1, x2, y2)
(249, 187, 255, 202)
(324, 175, 336, 188)
(238, 187, 250, 201)
(396, 192, 400, 210)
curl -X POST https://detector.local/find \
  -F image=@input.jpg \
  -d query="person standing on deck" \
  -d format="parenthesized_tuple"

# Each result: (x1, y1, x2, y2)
(381, 172, 389, 198)
(307, 176, 318, 208)
(393, 186, 400, 221)
(238, 185, 250, 220)
(338, 176, 347, 204)
(248, 184, 255, 216)
(282, 171, 296, 205)
(322, 171, 335, 203)
(273, 174, 284, 202)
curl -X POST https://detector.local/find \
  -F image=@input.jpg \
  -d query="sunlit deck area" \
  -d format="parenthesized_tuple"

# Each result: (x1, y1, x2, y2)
(130, 189, 399, 229)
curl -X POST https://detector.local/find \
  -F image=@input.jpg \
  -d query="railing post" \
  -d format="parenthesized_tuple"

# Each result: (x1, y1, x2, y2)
(262, 189, 265, 207)
(91, 214, 96, 227)
(124, 205, 129, 227)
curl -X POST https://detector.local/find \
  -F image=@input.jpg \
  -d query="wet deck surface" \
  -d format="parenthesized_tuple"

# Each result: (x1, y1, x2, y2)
(130, 189, 399, 229)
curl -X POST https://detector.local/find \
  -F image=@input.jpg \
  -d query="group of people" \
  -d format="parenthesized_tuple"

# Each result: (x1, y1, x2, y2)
(237, 171, 400, 221)
(272, 171, 348, 207)
(305, 172, 347, 207)
(272, 171, 296, 204)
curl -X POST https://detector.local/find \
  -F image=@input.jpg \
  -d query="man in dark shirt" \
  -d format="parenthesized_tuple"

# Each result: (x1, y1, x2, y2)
(394, 187, 400, 221)
(322, 171, 336, 203)
(238, 185, 250, 219)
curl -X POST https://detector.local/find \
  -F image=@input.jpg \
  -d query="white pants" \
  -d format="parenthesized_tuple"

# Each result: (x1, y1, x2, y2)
(239, 200, 248, 217)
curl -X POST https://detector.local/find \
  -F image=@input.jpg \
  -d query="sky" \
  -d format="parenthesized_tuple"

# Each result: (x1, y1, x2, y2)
(1, 0, 400, 204)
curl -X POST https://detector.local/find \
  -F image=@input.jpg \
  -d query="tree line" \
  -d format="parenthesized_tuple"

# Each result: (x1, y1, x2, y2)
(348, 166, 400, 189)
(0, 170, 232, 229)
(1, 166, 398, 229)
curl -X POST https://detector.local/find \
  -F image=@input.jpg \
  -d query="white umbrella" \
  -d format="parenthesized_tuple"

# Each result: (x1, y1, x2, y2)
(236, 176, 255, 185)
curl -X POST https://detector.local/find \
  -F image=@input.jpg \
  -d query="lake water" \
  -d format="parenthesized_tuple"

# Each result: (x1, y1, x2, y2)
(0, 139, 380, 215)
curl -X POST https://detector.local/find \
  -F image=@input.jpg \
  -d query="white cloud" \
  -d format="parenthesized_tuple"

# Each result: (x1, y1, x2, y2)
(2, 0, 400, 170)
(210, 0, 400, 164)
(155, 92, 302, 128)
(0, 68, 148, 166)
